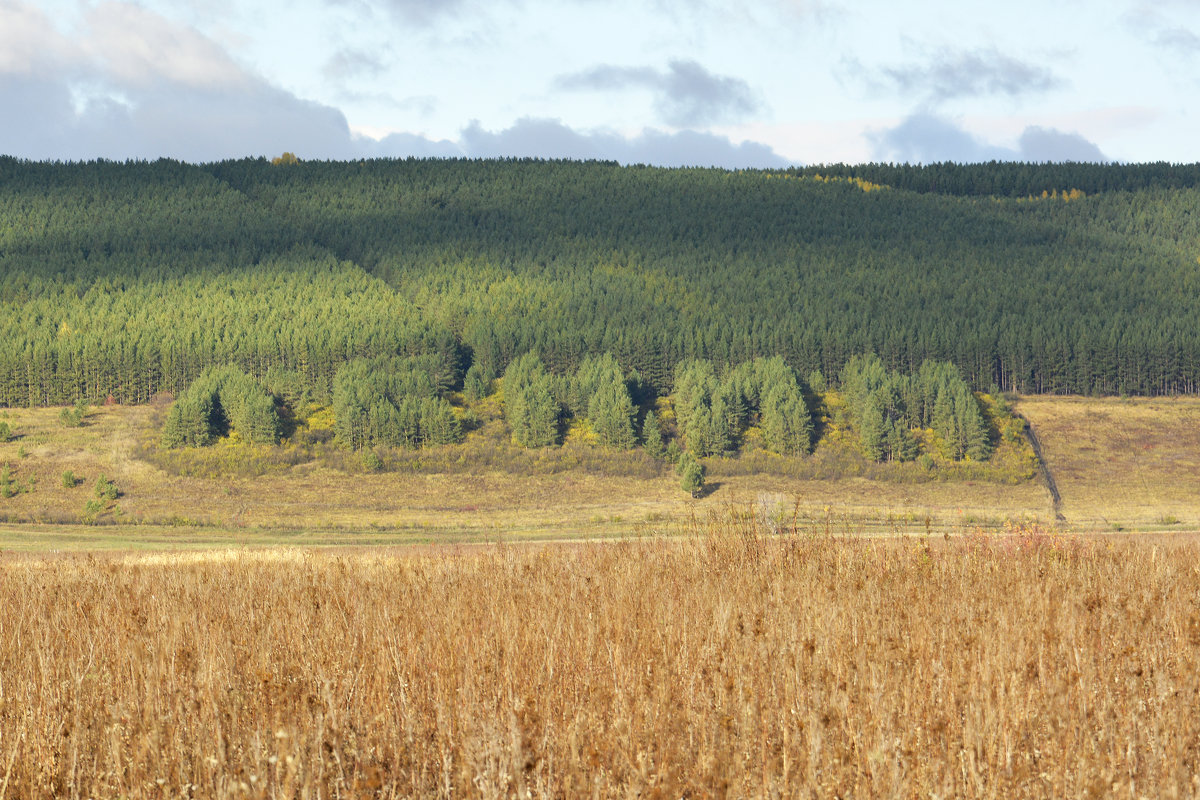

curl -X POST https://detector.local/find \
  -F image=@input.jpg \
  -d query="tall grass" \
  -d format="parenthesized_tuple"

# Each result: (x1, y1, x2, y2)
(1, 517, 1197, 797)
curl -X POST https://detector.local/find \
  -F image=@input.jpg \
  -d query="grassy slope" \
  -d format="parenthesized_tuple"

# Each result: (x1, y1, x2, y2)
(1017, 395, 1200, 530)
(0, 395, 1196, 550)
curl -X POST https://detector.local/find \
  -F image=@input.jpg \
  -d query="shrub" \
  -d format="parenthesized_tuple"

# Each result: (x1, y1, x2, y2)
(61, 470, 77, 488)
(82, 498, 103, 523)
(94, 474, 119, 501)
(60, 405, 84, 428)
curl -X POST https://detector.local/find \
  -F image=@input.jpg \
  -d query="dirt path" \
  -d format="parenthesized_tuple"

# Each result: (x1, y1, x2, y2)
(1023, 418, 1065, 521)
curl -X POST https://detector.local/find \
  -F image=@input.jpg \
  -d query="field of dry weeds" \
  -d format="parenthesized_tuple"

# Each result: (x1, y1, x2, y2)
(2, 512, 1198, 798)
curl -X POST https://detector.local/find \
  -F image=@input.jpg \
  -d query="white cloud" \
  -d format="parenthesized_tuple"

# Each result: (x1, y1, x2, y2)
(83, 1, 250, 89)
(0, 0, 77, 74)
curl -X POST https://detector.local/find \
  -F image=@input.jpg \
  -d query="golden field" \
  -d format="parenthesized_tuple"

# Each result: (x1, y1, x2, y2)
(1, 515, 1198, 798)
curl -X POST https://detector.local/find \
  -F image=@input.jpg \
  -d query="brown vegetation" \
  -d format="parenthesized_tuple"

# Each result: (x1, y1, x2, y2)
(2, 513, 1197, 797)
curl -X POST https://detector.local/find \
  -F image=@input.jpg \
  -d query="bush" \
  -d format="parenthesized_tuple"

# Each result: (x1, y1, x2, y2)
(82, 498, 103, 523)
(94, 474, 119, 501)
(0, 421, 11, 442)
(61, 470, 77, 488)
(60, 405, 84, 428)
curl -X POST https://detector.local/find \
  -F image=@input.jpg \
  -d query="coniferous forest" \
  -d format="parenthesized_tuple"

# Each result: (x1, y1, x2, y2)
(3, 155, 1200, 419)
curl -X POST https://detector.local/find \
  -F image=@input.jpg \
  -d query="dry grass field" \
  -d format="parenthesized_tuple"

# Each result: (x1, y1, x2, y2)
(2, 513, 1198, 798)
(1017, 395, 1200, 531)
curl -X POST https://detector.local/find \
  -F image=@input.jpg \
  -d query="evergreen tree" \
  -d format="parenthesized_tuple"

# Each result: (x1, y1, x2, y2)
(503, 352, 559, 447)
(957, 387, 993, 460)
(589, 382, 636, 449)
(858, 395, 886, 461)
(676, 451, 704, 497)
(642, 410, 665, 458)
(463, 363, 490, 402)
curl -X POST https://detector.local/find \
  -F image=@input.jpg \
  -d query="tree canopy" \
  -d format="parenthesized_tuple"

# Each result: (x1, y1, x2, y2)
(3, 156, 1200, 410)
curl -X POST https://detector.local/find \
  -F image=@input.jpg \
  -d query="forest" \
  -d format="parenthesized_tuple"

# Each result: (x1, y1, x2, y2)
(2, 156, 1200, 417)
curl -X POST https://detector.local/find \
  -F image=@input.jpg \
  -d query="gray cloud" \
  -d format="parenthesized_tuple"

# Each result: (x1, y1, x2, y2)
(875, 49, 1062, 103)
(360, 131, 462, 158)
(870, 113, 1107, 164)
(1154, 26, 1200, 53)
(1016, 126, 1107, 163)
(556, 59, 760, 127)
(0, 72, 788, 167)
(1125, 2, 1200, 56)
(457, 118, 791, 168)
(0, 73, 359, 162)
(326, 0, 471, 26)
(324, 48, 388, 81)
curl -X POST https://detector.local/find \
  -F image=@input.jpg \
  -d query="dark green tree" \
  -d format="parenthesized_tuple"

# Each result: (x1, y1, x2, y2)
(676, 451, 705, 497)
(642, 410, 665, 458)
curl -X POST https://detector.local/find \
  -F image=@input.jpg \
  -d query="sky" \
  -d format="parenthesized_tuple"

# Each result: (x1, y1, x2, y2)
(2, 0, 1198, 167)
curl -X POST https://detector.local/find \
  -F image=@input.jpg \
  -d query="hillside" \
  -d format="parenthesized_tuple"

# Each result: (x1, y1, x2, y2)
(1017, 395, 1200, 529)
(3, 158, 1200, 410)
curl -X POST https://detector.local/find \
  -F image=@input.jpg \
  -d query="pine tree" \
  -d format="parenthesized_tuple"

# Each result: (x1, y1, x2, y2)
(676, 451, 704, 497)
(504, 353, 559, 447)
(957, 388, 992, 460)
(858, 395, 886, 461)
(589, 382, 636, 449)
(463, 363, 490, 402)
(760, 383, 813, 455)
(642, 410, 665, 458)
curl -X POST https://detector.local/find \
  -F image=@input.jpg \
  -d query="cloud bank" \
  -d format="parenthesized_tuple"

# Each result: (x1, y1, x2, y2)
(556, 59, 761, 127)
(870, 113, 1107, 164)
(0, 1, 789, 167)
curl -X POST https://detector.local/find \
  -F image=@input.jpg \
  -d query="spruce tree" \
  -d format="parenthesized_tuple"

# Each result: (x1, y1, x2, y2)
(589, 382, 636, 449)
(504, 353, 559, 447)
(858, 396, 886, 462)
(957, 388, 993, 460)
(642, 410, 665, 458)
(676, 451, 704, 497)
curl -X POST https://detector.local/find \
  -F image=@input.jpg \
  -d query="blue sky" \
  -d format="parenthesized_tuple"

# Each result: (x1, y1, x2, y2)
(2, 0, 1198, 166)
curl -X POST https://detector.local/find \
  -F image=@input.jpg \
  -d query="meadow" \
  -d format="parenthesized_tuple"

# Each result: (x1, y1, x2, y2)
(0, 398, 1052, 551)
(4, 394, 1200, 552)
(1, 513, 1198, 798)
